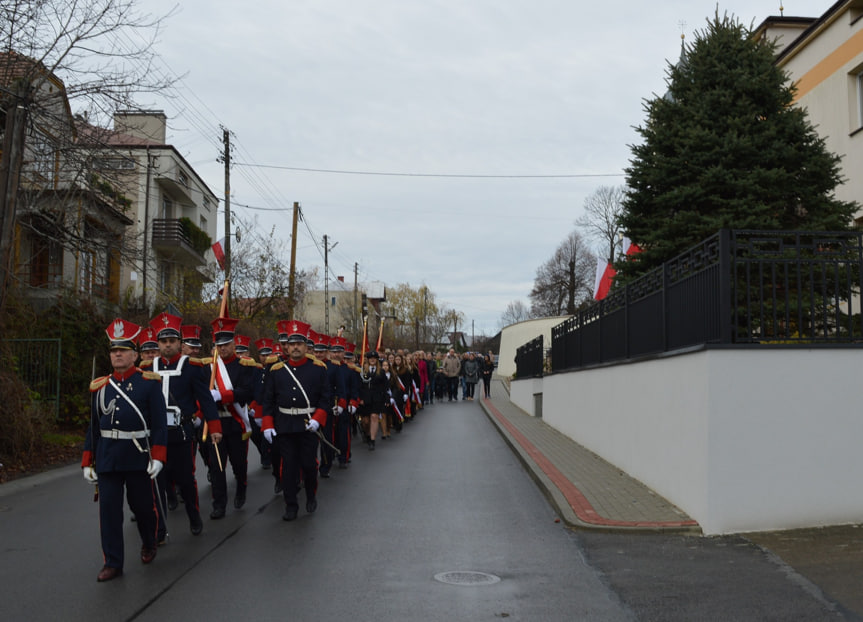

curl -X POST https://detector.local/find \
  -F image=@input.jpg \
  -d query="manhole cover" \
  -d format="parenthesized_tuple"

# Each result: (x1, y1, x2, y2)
(434, 571, 501, 586)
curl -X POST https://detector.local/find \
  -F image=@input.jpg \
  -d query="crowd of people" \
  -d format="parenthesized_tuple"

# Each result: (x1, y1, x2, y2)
(81, 312, 496, 582)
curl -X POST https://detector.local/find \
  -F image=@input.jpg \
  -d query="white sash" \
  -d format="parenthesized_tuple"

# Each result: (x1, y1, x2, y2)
(154, 356, 187, 427)
(214, 356, 251, 432)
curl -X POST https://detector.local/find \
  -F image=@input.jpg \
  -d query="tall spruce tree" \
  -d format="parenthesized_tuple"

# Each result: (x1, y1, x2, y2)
(619, 12, 857, 279)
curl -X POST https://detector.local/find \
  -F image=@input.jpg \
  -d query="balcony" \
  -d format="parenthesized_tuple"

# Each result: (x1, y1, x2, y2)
(151, 218, 207, 266)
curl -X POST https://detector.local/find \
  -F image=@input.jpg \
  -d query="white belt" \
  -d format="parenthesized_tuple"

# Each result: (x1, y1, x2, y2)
(101, 429, 149, 440)
(278, 406, 314, 416)
(218, 410, 233, 419)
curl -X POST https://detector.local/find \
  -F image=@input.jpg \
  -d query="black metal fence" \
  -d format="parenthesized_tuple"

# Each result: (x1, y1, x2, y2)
(541, 230, 863, 375)
(5, 338, 62, 418)
(515, 335, 544, 378)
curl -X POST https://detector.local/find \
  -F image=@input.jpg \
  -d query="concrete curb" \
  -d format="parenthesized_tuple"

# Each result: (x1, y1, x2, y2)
(479, 383, 701, 534)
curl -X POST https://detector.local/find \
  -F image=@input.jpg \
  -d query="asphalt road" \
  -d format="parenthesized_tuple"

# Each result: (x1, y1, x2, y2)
(1, 399, 860, 621)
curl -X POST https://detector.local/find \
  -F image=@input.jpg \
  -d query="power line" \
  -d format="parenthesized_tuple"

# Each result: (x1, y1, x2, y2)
(233, 162, 625, 179)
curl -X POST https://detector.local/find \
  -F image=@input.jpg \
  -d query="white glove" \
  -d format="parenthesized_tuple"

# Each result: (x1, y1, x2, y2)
(210, 389, 222, 402)
(337, 406, 344, 415)
(147, 459, 163, 480)
(193, 417, 202, 429)
(403, 394, 408, 402)
(305, 419, 320, 433)
(264, 428, 276, 443)
(82, 466, 97, 483)
(348, 405, 356, 415)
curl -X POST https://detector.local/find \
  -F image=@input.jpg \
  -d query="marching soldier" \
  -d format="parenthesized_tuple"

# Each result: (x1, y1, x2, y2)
(207, 317, 257, 519)
(329, 335, 356, 468)
(311, 331, 345, 478)
(149, 312, 219, 537)
(344, 342, 363, 444)
(250, 338, 274, 470)
(81, 319, 167, 582)
(138, 327, 159, 362)
(261, 320, 330, 521)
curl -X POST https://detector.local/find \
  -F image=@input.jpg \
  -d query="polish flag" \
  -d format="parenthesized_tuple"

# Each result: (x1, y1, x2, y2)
(593, 260, 616, 301)
(593, 238, 642, 301)
(212, 237, 226, 270)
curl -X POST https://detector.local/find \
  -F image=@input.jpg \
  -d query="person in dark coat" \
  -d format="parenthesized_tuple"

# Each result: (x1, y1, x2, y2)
(261, 320, 331, 521)
(82, 319, 168, 582)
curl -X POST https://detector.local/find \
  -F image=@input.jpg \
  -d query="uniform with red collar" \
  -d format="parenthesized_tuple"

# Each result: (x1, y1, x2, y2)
(261, 320, 330, 521)
(207, 318, 257, 519)
(81, 319, 167, 581)
(147, 313, 219, 537)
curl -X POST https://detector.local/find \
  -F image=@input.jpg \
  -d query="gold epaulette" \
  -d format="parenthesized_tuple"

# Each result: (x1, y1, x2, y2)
(139, 359, 153, 369)
(271, 361, 285, 371)
(198, 356, 213, 365)
(240, 356, 258, 367)
(90, 375, 109, 392)
(349, 363, 362, 373)
(305, 353, 316, 361)
(188, 357, 206, 366)
(265, 354, 280, 365)
(313, 358, 327, 368)
(142, 371, 162, 381)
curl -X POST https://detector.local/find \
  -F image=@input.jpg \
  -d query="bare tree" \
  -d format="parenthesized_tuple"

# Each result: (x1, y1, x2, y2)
(529, 229, 596, 317)
(575, 185, 626, 263)
(500, 299, 531, 327)
(0, 0, 175, 313)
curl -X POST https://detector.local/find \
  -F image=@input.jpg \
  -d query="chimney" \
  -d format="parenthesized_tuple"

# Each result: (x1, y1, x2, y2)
(113, 110, 167, 143)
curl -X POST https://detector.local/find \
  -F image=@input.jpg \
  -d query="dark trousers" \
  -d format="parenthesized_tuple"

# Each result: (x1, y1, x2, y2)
(335, 409, 351, 465)
(98, 470, 158, 569)
(447, 376, 458, 400)
(482, 376, 491, 397)
(157, 439, 201, 535)
(249, 417, 272, 467)
(319, 413, 335, 475)
(276, 432, 319, 512)
(465, 382, 476, 399)
(208, 431, 248, 510)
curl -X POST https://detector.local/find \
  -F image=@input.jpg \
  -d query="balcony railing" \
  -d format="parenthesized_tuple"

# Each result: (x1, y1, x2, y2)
(151, 218, 206, 266)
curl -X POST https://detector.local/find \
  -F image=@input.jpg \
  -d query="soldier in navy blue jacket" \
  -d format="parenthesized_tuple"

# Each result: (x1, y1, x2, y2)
(311, 331, 345, 478)
(207, 317, 258, 519)
(146, 312, 220, 538)
(82, 319, 168, 582)
(330, 335, 357, 468)
(262, 320, 331, 521)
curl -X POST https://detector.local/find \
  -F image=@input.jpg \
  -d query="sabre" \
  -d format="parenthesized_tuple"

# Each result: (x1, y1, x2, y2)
(307, 417, 341, 456)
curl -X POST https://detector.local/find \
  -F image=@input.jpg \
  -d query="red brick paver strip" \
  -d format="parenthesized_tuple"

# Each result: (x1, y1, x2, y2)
(482, 391, 699, 531)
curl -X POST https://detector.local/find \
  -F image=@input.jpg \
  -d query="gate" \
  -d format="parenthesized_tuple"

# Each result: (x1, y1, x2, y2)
(5, 338, 62, 418)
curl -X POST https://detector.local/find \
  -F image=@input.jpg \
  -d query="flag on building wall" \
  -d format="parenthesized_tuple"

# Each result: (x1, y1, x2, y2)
(212, 237, 226, 270)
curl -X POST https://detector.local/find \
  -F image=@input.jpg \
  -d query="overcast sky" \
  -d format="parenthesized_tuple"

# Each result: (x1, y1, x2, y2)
(136, 0, 830, 337)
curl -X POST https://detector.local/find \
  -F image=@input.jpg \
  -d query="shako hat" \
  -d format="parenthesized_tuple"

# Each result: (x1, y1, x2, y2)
(180, 324, 202, 348)
(329, 335, 346, 352)
(277, 319, 310, 344)
(137, 326, 158, 351)
(107, 318, 141, 350)
(211, 317, 240, 346)
(234, 334, 251, 353)
(151, 311, 182, 340)
(255, 337, 274, 356)
(313, 331, 329, 352)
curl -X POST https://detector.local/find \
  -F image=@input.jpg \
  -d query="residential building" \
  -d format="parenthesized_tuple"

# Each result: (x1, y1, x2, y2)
(755, 1, 863, 222)
(299, 278, 386, 341)
(1, 51, 133, 309)
(79, 111, 218, 311)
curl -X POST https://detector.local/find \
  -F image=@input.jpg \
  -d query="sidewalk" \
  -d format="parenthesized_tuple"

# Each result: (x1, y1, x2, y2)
(479, 378, 700, 534)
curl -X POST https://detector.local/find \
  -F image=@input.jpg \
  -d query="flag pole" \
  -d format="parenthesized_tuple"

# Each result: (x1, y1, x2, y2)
(204, 279, 230, 472)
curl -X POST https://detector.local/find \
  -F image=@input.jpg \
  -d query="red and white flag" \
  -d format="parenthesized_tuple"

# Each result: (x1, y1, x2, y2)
(212, 237, 226, 270)
(593, 238, 642, 301)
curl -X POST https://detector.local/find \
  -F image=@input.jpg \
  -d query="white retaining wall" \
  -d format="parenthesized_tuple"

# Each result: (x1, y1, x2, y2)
(511, 348, 863, 535)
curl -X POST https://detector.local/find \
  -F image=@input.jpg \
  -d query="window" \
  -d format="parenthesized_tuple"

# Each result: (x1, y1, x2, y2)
(30, 237, 63, 287)
(161, 196, 173, 218)
(178, 170, 189, 188)
(200, 215, 207, 230)
(28, 130, 54, 183)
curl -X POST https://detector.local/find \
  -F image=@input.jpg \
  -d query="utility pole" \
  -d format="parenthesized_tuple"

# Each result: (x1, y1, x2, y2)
(222, 127, 232, 282)
(287, 202, 299, 320)
(0, 82, 30, 315)
(323, 234, 329, 335)
(322, 234, 338, 334)
(353, 262, 359, 336)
